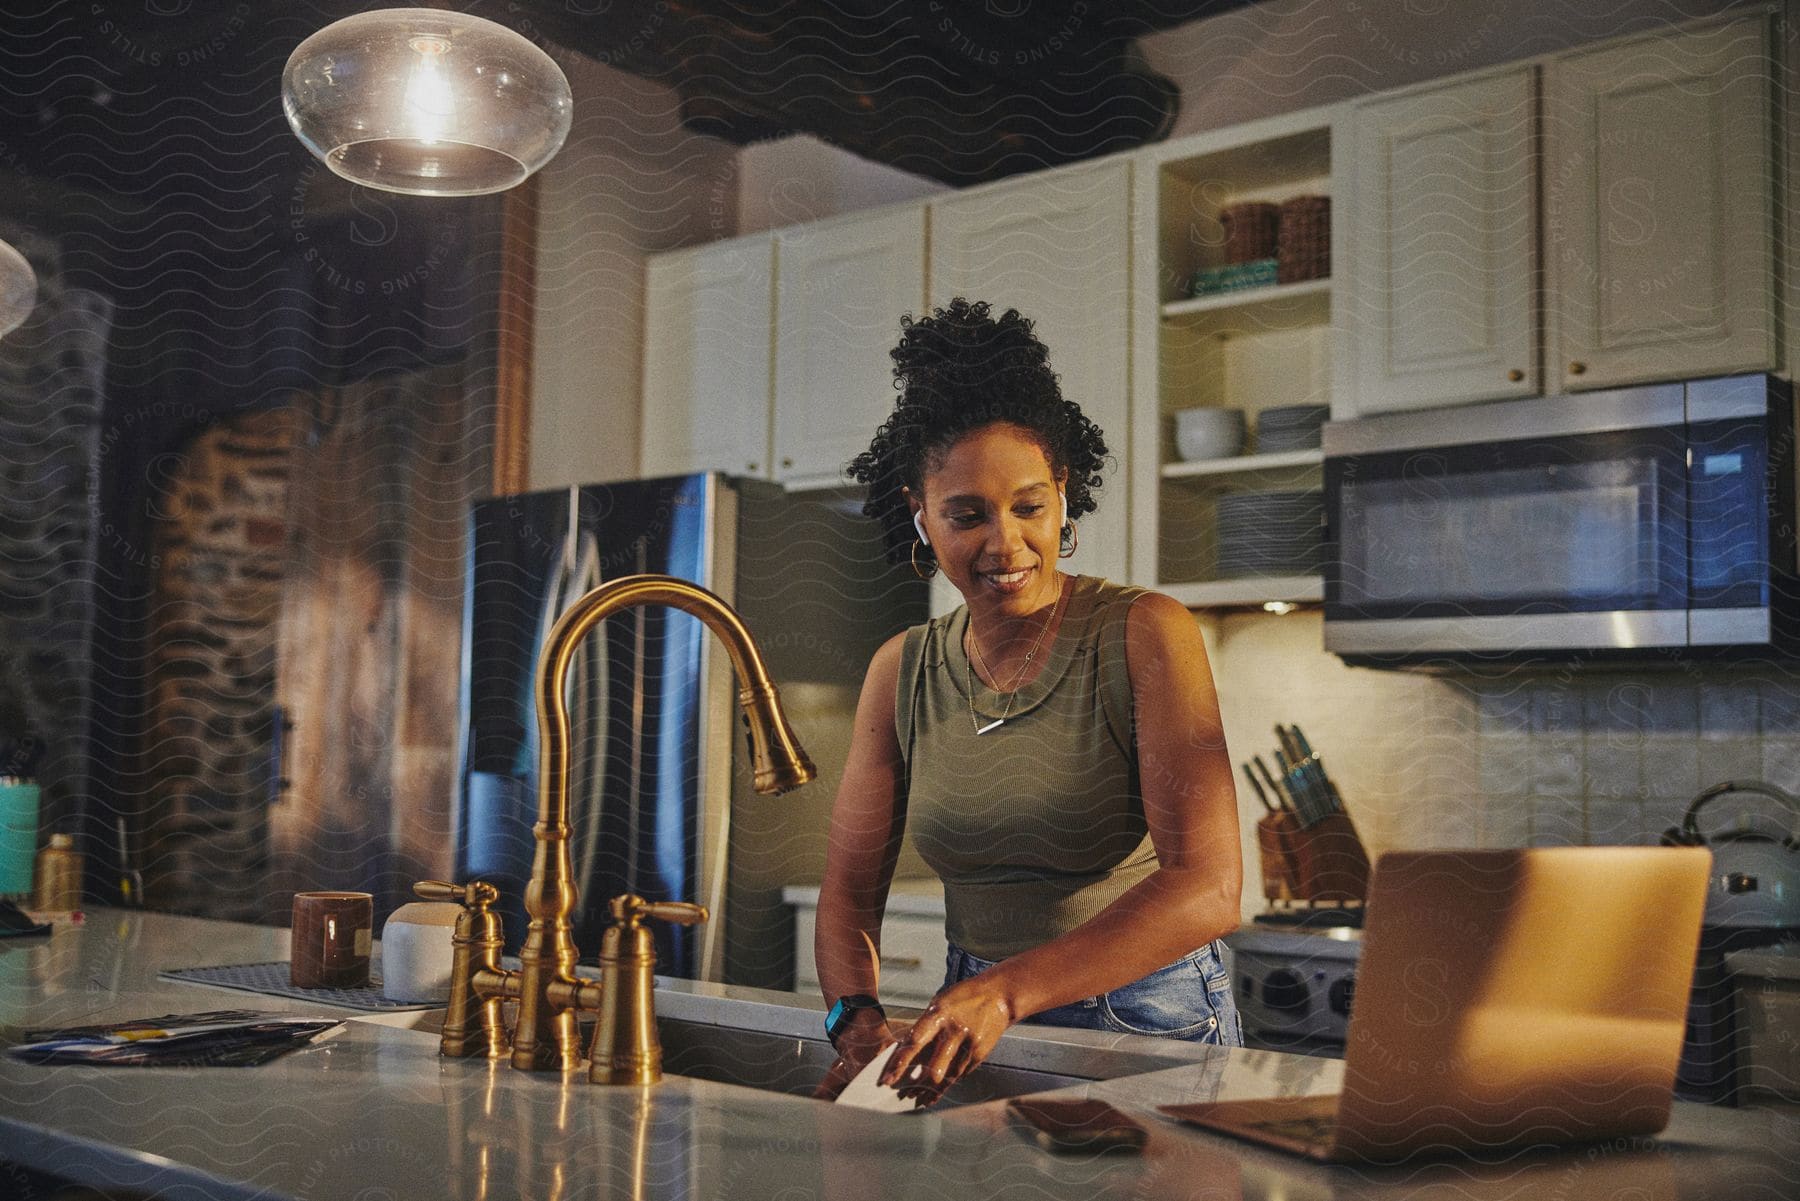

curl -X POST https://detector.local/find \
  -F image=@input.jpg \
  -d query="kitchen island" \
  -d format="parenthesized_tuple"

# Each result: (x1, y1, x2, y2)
(0, 910, 1791, 1200)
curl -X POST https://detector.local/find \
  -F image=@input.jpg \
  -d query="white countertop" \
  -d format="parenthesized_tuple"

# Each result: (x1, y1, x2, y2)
(0, 909, 1791, 1200)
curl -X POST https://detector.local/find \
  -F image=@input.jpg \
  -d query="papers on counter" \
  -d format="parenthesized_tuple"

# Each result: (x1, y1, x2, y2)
(9, 1009, 343, 1067)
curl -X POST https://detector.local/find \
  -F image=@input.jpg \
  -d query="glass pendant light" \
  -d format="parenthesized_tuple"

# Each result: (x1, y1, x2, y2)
(0, 239, 36, 339)
(282, 9, 573, 197)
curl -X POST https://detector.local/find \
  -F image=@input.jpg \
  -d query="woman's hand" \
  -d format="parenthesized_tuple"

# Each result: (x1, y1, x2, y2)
(811, 1010, 906, 1102)
(879, 974, 1017, 1101)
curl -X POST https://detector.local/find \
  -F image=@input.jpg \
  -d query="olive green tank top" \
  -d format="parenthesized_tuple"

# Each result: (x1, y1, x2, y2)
(893, 574, 1158, 960)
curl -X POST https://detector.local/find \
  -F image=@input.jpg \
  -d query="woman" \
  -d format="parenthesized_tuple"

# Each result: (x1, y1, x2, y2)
(814, 298, 1243, 1102)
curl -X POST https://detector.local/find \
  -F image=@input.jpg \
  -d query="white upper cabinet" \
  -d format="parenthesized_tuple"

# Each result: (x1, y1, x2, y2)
(773, 207, 926, 487)
(928, 159, 1133, 587)
(1546, 15, 1775, 391)
(640, 236, 774, 479)
(1349, 68, 1538, 415)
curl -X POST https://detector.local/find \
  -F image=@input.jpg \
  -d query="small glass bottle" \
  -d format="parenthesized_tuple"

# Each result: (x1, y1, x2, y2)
(33, 833, 82, 912)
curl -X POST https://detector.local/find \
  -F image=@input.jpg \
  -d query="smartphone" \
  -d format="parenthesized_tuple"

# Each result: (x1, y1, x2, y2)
(1007, 1097, 1148, 1155)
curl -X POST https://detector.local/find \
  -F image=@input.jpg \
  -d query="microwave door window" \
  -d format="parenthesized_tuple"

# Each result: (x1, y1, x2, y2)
(1337, 445, 1685, 617)
(1688, 419, 1771, 608)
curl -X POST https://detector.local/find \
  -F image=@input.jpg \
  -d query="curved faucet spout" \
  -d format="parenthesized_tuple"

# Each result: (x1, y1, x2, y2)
(509, 573, 816, 1072)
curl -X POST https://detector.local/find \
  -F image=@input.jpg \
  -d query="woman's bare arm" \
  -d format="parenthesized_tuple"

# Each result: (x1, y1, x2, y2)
(813, 632, 911, 1055)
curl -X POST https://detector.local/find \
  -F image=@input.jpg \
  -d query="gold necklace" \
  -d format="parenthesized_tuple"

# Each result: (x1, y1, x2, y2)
(964, 576, 1065, 735)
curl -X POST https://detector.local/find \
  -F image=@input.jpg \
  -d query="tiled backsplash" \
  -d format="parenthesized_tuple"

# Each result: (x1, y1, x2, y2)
(1200, 610, 1800, 919)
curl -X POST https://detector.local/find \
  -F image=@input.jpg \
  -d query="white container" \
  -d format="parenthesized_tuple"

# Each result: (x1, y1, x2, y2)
(1174, 408, 1246, 461)
(380, 901, 460, 1003)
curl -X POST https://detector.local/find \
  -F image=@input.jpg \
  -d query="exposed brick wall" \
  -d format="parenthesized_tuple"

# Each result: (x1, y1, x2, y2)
(140, 407, 302, 919)
(138, 364, 487, 922)
(0, 229, 110, 838)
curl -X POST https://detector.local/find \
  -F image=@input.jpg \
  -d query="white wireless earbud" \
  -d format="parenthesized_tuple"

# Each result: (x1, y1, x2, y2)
(1059, 492, 1068, 528)
(913, 510, 930, 546)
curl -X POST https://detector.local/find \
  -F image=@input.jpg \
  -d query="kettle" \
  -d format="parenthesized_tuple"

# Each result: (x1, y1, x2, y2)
(1661, 779, 1799, 930)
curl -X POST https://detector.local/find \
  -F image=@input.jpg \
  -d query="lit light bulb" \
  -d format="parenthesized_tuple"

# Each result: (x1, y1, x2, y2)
(402, 36, 453, 149)
(1263, 601, 1298, 615)
(283, 10, 571, 197)
(0, 238, 36, 340)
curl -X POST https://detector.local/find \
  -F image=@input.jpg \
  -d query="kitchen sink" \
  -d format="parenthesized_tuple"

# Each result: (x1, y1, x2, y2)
(656, 1017, 1086, 1107)
(358, 979, 1211, 1106)
(648, 983, 1220, 1107)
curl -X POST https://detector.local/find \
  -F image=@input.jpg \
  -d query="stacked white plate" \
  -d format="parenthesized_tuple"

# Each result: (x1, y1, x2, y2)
(1255, 404, 1329, 453)
(1214, 489, 1324, 577)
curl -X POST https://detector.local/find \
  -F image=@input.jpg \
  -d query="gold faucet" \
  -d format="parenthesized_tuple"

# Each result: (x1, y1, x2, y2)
(589, 894, 707, 1084)
(424, 573, 815, 1079)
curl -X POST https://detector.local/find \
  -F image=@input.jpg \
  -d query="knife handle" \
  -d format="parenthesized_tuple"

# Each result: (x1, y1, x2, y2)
(1252, 755, 1293, 813)
(1242, 763, 1276, 814)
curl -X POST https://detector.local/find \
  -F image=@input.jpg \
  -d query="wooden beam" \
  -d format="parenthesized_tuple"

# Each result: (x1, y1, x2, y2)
(493, 173, 539, 497)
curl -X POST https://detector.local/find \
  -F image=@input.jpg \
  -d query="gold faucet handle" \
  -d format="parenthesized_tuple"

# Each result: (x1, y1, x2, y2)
(607, 894, 709, 927)
(415, 879, 501, 910)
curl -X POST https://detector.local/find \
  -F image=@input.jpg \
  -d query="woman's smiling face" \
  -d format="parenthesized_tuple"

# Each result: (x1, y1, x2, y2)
(909, 422, 1067, 615)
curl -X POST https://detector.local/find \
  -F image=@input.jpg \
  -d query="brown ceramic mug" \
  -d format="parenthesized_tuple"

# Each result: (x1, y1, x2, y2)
(290, 891, 373, 989)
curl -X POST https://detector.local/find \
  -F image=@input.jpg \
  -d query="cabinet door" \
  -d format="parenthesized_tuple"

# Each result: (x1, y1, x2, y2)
(1351, 69, 1537, 414)
(641, 237, 774, 479)
(929, 161, 1132, 587)
(1547, 16, 1774, 391)
(791, 905, 947, 1007)
(773, 208, 926, 486)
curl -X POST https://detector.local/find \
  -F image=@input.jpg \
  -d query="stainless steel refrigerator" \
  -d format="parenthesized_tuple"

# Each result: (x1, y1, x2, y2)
(455, 472, 924, 987)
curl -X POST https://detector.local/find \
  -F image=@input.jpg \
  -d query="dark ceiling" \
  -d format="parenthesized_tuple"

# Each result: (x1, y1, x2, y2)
(507, 0, 1256, 182)
(0, 0, 1251, 402)
(2, 1, 1251, 201)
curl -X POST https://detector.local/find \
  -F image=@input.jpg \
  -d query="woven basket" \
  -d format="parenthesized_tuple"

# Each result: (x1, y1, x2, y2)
(1219, 201, 1280, 264)
(1277, 195, 1331, 283)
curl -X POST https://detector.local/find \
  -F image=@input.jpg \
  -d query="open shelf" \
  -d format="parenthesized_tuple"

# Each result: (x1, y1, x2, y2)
(1137, 105, 1343, 610)
(1164, 574, 1325, 609)
(1161, 278, 1330, 331)
(1160, 127, 1332, 192)
(1161, 449, 1324, 480)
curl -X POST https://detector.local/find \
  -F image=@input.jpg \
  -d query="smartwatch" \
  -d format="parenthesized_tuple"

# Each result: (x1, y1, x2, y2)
(824, 993, 885, 1048)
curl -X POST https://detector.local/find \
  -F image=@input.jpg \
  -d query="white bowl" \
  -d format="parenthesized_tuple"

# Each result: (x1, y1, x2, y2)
(1174, 408, 1246, 461)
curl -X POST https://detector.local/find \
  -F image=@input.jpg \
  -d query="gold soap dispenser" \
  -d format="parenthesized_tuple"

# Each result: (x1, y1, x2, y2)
(33, 833, 82, 912)
(589, 895, 707, 1085)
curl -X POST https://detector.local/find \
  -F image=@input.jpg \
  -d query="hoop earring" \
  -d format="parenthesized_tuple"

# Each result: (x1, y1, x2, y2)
(911, 539, 938, 579)
(1059, 521, 1078, 559)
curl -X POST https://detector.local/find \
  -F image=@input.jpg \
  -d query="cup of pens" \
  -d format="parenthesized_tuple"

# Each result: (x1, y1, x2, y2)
(1241, 724, 1371, 905)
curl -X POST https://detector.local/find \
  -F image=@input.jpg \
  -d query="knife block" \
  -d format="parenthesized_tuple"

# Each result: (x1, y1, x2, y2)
(1256, 810, 1371, 905)
(1256, 815, 1301, 901)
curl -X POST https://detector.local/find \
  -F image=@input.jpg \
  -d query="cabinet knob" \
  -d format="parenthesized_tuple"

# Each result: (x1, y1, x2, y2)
(747, 461, 758, 472)
(1507, 368, 1524, 383)
(781, 457, 793, 469)
(1568, 361, 1587, 376)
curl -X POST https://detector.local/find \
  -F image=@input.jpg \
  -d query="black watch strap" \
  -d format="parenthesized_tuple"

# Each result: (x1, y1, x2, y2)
(824, 993, 885, 1048)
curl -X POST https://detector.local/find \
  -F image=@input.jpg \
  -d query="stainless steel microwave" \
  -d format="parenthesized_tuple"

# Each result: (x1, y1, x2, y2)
(1321, 375, 1795, 665)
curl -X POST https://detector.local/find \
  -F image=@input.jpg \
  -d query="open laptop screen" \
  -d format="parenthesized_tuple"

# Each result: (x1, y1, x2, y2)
(1331, 847, 1711, 1162)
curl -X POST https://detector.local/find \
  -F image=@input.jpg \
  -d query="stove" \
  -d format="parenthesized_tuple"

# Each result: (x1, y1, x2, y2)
(1225, 912, 1363, 1056)
(1227, 907, 1789, 1102)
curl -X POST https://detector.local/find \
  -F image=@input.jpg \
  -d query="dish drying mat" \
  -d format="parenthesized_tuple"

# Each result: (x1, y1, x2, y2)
(158, 960, 440, 1012)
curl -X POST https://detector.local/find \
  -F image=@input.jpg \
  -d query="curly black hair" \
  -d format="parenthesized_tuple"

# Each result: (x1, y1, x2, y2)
(846, 298, 1110, 571)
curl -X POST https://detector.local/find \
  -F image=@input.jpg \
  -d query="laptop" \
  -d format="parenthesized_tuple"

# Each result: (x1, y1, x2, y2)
(1160, 846, 1713, 1163)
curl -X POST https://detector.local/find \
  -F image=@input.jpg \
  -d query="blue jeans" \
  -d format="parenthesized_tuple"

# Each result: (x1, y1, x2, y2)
(943, 941, 1244, 1046)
